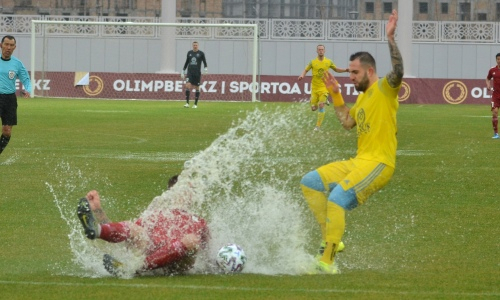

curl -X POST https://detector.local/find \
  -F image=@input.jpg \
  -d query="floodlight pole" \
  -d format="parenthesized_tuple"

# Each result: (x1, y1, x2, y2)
(159, 0, 176, 73)
(398, 0, 413, 77)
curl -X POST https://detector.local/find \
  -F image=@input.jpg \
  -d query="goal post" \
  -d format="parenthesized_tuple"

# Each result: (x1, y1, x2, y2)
(30, 19, 259, 102)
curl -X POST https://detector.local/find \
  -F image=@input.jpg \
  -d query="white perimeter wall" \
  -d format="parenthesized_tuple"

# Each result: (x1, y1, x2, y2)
(13, 35, 499, 80)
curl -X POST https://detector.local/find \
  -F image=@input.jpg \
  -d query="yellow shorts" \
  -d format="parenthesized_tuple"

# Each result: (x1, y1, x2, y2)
(317, 158, 395, 209)
(310, 88, 329, 107)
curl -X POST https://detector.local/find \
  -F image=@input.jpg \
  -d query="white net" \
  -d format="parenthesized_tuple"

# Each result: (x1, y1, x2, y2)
(31, 18, 259, 102)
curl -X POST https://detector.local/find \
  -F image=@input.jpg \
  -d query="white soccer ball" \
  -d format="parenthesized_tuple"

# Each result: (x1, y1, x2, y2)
(215, 243, 247, 273)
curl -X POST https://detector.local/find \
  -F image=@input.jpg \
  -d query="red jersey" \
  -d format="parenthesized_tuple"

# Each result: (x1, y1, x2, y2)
(136, 209, 209, 255)
(487, 66, 500, 101)
(135, 209, 209, 271)
(99, 208, 209, 272)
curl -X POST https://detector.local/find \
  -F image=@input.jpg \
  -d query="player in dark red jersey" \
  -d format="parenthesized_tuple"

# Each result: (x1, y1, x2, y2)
(181, 41, 208, 108)
(77, 177, 209, 276)
(486, 53, 500, 139)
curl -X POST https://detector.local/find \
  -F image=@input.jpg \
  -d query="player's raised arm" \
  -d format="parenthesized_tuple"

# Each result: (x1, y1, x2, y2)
(385, 9, 404, 88)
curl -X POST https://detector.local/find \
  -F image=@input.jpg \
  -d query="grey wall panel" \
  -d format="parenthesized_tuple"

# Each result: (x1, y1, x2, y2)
(116, 39, 135, 73)
(176, 40, 192, 72)
(374, 43, 391, 78)
(216, 41, 235, 74)
(432, 45, 449, 79)
(488, 47, 500, 71)
(147, 39, 162, 72)
(104, 39, 121, 72)
(462, 45, 478, 79)
(275, 41, 292, 75)
(202, 40, 217, 74)
(478, 45, 494, 79)
(132, 39, 147, 73)
(231, 40, 252, 75)
(290, 42, 306, 77)
(61, 38, 79, 72)
(46, 38, 64, 71)
(76, 39, 94, 71)
(89, 38, 105, 72)
(446, 45, 463, 78)
(13, 35, 500, 80)
(15, 36, 31, 63)
(415, 44, 434, 78)
(175, 39, 253, 75)
(327, 42, 350, 71)
(260, 42, 277, 75)
(75, 39, 92, 72)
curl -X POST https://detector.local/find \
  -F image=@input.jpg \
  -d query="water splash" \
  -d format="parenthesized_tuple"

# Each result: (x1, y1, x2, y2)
(147, 105, 323, 275)
(46, 161, 122, 277)
(0, 152, 18, 165)
(48, 104, 346, 277)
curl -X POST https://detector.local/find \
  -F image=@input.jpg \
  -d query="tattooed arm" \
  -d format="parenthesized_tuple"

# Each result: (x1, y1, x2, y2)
(86, 190, 112, 224)
(386, 10, 404, 88)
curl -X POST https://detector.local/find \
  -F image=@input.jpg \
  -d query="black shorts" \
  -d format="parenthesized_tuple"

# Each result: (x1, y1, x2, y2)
(0, 93, 18, 126)
(186, 72, 202, 87)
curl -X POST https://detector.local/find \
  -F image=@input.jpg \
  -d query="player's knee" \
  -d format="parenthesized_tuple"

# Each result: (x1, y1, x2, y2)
(300, 170, 325, 192)
(311, 106, 318, 111)
(329, 186, 358, 210)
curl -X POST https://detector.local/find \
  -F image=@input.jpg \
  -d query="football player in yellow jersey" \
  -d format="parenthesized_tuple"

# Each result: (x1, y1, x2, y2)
(298, 45, 349, 131)
(300, 9, 403, 274)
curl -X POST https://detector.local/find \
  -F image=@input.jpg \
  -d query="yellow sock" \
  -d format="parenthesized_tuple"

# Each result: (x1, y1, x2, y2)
(316, 111, 325, 127)
(320, 201, 345, 265)
(300, 185, 327, 241)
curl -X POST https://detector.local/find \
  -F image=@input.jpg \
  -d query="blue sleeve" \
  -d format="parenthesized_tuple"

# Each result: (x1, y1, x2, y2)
(17, 61, 31, 93)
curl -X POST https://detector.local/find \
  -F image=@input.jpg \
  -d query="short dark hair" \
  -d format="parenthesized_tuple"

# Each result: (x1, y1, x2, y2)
(350, 51, 376, 71)
(2, 35, 16, 43)
(496, 53, 500, 59)
(167, 175, 179, 189)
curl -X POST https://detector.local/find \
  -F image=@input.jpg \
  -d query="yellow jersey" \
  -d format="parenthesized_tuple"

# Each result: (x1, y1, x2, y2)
(305, 57, 337, 90)
(349, 77, 401, 168)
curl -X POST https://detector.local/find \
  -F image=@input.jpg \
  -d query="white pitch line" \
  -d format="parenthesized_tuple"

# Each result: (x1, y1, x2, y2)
(81, 110, 131, 113)
(397, 150, 432, 156)
(0, 280, 499, 297)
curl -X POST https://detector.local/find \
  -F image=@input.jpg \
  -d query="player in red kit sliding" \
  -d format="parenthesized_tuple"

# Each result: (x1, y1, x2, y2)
(77, 177, 209, 276)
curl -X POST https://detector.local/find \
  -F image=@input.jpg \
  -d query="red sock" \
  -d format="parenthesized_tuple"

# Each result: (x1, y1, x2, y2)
(493, 117, 498, 133)
(144, 240, 187, 269)
(99, 222, 130, 243)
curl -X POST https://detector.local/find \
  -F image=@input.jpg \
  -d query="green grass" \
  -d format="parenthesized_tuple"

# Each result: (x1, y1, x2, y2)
(1, 99, 499, 299)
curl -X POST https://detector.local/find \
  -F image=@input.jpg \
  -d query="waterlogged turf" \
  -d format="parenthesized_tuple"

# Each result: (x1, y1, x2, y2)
(0, 99, 499, 299)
